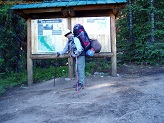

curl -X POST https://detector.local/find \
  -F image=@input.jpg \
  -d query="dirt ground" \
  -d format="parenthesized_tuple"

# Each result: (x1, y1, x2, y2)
(0, 65, 164, 123)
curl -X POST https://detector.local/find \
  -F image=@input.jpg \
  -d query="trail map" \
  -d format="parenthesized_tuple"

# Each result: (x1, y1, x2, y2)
(37, 19, 63, 53)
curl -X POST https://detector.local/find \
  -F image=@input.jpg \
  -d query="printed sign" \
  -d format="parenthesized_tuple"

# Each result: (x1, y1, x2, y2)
(31, 18, 66, 54)
(84, 17, 110, 34)
(31, 17, 111, 54)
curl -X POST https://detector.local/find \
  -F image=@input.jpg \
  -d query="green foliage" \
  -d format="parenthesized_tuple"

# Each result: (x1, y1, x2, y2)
(0, 65, 68, 95)
(33, 66, 68, 83)
(0, 58, 4, 71)
(0, 59, 111, 95)
(0, 4, 27, 73)
(116, 0, 164, 65)
(135, 42, 164, 65)
(0, 71, 27, 95)
(85, 58, 111, 75)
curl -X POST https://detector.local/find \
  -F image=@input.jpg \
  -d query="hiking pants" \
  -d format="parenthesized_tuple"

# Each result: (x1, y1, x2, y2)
(75, 55, 85, 85)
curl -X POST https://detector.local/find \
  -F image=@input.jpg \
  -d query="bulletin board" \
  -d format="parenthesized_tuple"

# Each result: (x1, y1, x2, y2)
(72, 17, 111, 52)
(31, 17, 111, 54)
(31, 18, 68, 54)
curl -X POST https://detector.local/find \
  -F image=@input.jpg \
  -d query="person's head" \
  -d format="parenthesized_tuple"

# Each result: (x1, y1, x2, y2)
(64, 29, 72, 38)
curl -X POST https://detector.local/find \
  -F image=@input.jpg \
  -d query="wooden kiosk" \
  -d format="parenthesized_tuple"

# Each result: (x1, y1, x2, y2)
(11, 0, 126, 86)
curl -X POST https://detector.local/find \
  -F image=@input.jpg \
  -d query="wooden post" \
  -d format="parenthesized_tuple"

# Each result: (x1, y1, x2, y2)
(110, 12, 117, 76)
(67, 17, 74, 78)
(27, 18, 33, 85)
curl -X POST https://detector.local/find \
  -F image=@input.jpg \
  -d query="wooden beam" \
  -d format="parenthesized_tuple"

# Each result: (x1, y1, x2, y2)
(110, 12, 117, 77)
(22, 4, 126, 14)
(12, 3, 126, 19)
(29, 12, 64, 19)
(67, 18, 74, 78)
(74, 10, 111, 18)
(30, 52, 114, 59)
(27, 10, 111, 19)
(112, 8, 123, 17)
(12, 10, 28, 20)
(31, 54, 69, 59)
(27, 18, 33, 86)
(23, 8, 62, 14)
(73, 4, 126, 11)
(88, 52, 114, 58)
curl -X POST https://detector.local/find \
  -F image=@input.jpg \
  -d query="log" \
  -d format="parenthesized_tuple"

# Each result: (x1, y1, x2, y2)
(30, 52, 114, 59)
(110, 12, 117, 76)
(27, 18, 33, 86)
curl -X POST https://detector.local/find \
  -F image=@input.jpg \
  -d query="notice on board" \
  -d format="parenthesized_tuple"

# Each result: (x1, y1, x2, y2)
(31, 19, 65, 54)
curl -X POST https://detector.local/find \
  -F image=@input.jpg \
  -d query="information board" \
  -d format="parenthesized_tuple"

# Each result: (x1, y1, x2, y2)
(31, 18, 67, 54)
(71, 17, 111, 52)
(31, 17, 111, 54)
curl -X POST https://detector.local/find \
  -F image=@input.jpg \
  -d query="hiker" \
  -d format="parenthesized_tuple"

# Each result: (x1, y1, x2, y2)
(56, 29, 85, 91)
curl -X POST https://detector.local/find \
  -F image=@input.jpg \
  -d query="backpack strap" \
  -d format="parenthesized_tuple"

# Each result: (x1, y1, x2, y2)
(76, 31, 83, 38)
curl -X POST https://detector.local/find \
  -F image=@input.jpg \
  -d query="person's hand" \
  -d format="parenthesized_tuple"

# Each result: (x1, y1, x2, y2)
(71, 50, 81, 58)
(74, 50, 78, 55)
(70, 50, 77, 58)
(56, 52, 60, 57)
(74, 50, 82, 56)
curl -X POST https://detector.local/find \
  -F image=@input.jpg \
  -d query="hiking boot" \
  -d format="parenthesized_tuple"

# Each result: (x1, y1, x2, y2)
(75, 83, 84, 91)
(73, 84, 76, 88)
(73, 83, 84, 89)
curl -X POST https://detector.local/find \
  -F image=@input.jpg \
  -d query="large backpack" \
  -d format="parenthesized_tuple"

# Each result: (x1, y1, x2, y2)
(86, 39, 102, 56)
(90, 39, 101, 53)
(73, 24, 91, 51)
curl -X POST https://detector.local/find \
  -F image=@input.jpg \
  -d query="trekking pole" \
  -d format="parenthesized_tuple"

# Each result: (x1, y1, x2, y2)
(75, 55, 80, 97)
(53, 58, 58, 86)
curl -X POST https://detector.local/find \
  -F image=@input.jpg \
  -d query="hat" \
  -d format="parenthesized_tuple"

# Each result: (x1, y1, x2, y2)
(64, 29, 72, 37)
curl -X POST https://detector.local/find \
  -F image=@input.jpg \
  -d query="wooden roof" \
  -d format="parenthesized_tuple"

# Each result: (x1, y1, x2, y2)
(11, 0, 126, 19)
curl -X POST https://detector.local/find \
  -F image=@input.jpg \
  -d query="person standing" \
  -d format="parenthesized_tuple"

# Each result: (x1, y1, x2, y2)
(56, 29, 85, 91)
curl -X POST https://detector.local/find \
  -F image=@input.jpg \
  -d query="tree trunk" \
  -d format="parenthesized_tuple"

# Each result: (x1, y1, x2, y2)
(150, 0, 155, 42)
(129, 0, 133, 43)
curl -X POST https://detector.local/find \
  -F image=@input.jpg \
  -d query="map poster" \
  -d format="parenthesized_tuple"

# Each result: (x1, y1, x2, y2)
(31, 19, 64, 54)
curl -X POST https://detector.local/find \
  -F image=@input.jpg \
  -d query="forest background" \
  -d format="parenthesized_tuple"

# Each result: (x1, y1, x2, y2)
(0, 0, 163, 94)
